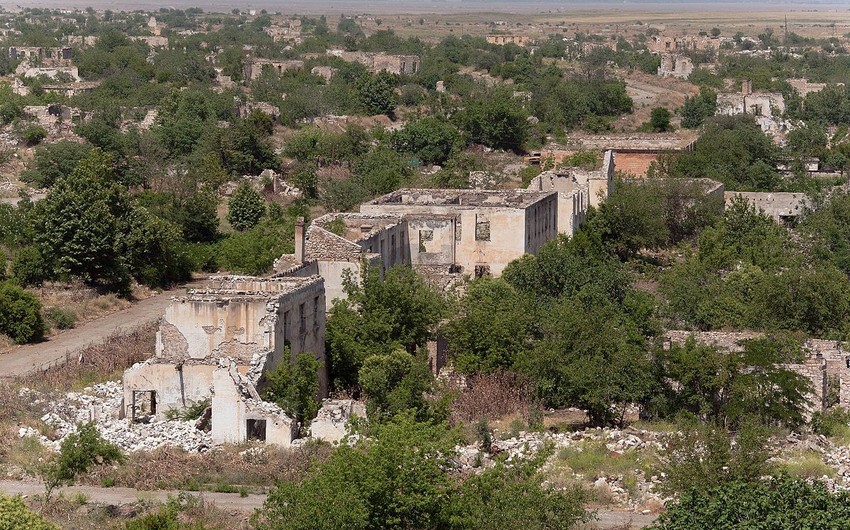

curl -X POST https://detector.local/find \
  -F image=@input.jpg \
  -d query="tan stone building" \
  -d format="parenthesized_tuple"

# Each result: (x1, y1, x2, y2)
(486, 35, 531, 46)
(243, 59, 305, 81)
(359, 189, 558, 278)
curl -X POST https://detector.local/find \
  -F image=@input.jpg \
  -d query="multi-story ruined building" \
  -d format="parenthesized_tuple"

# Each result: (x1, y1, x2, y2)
(717, 80, 786, 134)
(122, 275, 327, 446)
(360, 189, 558, 278)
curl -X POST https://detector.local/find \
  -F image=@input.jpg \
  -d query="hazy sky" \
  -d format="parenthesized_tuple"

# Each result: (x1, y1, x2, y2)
(5, 0, 850, 14)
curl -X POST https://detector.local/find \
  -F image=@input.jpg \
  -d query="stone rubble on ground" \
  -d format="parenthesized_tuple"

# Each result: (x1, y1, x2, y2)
(19, 382, 213, 453)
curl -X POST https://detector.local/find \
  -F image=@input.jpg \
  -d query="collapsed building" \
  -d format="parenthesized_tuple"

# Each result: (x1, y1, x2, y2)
(122, 276, 328, 447)
(328, 50, 420, 75)
(486, 35, 531, 46)
(657, 54, 693, 79)
(526, 150, 615, 235)
(725, 191, 808, 224)
(243, 58, 305, 81)
(717, 80, 787, 134)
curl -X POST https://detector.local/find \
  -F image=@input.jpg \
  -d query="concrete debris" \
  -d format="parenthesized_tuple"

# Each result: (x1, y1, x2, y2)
(22, 382, 213, 453)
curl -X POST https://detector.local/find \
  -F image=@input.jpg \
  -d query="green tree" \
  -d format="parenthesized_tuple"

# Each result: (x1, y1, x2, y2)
(454, 89, 529, 151)
(358, 349, 435, 420)
(11, 246, 48, 287)
(257, 415, 456, 530)
(657, 423, 774, 496)
(326, 264, 444, 391)
(30, 150, 133, 290)
(0, 280, 45, 344)
(353, 147, 412, 197)
(122, 207, 192, 288)
(443, 456, 591, 530)
(443, 278, 537, 375)
(390, 117, 463, 165)
(358, 71, 397, 117)
(649, 107, 672, 132)
(40, 422, 122, 504)
(227, 182, 265, 232)
(263, 351, 321, 436)
(0, 494, 57, 530)
(657, 336, 812, 429)
(680, 87, 717, 128)
(20, 141, 94, 188)
(652, 476, 850, 529)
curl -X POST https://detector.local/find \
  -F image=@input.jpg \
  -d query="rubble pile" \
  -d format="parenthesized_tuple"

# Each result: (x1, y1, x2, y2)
(21, 382, 213, 453)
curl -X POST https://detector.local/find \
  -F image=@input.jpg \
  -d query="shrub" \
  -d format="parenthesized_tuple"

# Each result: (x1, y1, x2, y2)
(11, 246, 48, 287)
(263, 351, 321, 436)
(0, 493, 57, 530)
(0, 280, 45, 344)
(811, 407, 850, 438)
(17, 123, 47, 146)
(40, 422, 123, 502)
(44, 307, 76, 330)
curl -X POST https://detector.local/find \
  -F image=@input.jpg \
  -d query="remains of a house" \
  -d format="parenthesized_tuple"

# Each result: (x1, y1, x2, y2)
(122, 275, 330, 447)
(717, 79, 787, 133)
(666, 331, 850, 412)
(327, 49, 420, 75)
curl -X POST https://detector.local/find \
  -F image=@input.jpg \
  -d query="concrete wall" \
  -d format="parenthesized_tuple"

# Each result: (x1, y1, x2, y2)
(211, 366, 298, 447)
(156, 298, 274, 363)
(524, 193, 559, 255)
(724, 191, 808, 223)
(122, 362, 246, 421)
(407, 216, 457, 267)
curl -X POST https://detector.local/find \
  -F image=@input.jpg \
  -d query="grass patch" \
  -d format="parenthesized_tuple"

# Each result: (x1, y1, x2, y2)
(557, 442, 655, 479)
(781, 450, 835, 479)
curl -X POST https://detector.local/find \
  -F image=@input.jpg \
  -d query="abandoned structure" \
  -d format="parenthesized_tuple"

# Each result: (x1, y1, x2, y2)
(122, 276, 328, 447)
(526, 150, 615, 234)
(725, 191, 808, 224)
(359, 189, 559, 277)
(666, 331, 850, 413)
(243, 58, 305, 81)
(328, 50, 420, 75)
(657, 54, 694, 79)
(486, 35, 531, 46)
(717, 80, 786, 133)
(646, 35, 725, 54)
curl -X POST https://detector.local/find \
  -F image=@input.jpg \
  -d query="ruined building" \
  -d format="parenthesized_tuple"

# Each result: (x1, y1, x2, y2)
(243, 59, 305, 81)
(657, 54, 694, 79)
(486, 35, 531, 46)
(666, 331, 850, 414)
(328, 50, 420, 75)
(122, 275, 327, 447)
(717, 80, 786, 134)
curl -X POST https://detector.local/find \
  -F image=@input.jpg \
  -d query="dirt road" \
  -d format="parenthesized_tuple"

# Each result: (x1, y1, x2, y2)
(0, 479, 658, 527)
(0, 283, 197, 380)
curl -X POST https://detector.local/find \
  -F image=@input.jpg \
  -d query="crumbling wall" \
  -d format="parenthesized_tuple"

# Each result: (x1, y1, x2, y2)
(309, 399, 366, 443)
(725, 191, 808, 223)
(665, 331, 850, 411)
(407, 216, 456, 267)
(155, 297, 276, 363)
(657, 54, 693, 79)
(211, 365, 298, 447)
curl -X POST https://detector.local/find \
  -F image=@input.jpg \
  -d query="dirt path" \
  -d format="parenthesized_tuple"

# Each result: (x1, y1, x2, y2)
(0, 282, 201, 380)
(0, 479, 657, 527)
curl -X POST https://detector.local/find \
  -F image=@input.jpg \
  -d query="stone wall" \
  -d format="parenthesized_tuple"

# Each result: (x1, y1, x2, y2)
(724, 191, 808, 223)
(665, 330, 850, 411)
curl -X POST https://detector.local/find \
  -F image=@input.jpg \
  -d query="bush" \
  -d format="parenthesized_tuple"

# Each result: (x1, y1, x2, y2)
(12, 246, 49, 287)
(40, 422, 123, 502)
(651, 476, 850, 529)
(44, 307, 76, 330)
(0, 493, 57, 530)
(17, 123, 47, 146)
(811, 407, 850, 438)
(0, 280, 45, 344)
(263, 351, 321, 436)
